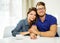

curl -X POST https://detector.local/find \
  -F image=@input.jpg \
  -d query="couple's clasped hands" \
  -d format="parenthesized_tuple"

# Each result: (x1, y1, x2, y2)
(20, 26, 40, 39)
(28, 26, 40, 39)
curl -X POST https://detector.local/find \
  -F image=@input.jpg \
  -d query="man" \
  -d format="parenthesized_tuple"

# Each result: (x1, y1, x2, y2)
(29, 2, 59, 37)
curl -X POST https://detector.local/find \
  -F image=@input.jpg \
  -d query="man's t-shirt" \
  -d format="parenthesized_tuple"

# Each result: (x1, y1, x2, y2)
(34, 14, 59, 37)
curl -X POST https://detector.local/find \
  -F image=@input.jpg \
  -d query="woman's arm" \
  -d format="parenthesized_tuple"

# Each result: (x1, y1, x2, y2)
(12, 20, 23, 37)
(20, 32, 30, 35)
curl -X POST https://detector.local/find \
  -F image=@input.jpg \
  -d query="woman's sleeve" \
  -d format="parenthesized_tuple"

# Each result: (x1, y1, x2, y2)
(11, 20, 23, 37)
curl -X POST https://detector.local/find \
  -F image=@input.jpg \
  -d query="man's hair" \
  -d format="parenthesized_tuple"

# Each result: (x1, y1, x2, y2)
(36, 2, 45, 7)
(27, 7, 37, 16)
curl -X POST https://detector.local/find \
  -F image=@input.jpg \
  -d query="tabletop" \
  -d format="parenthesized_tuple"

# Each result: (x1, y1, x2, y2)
(0, 36, 60, 43)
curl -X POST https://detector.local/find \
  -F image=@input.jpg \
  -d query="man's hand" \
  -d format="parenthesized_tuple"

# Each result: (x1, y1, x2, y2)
(28, 25, 40, 35)
(30, 33, 37, 39)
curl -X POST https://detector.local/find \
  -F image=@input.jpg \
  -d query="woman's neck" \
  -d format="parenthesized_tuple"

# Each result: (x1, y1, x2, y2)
(27, 18, 32, 25)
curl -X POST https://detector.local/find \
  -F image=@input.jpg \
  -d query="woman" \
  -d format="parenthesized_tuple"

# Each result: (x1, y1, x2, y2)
(12, 7, 37, 37)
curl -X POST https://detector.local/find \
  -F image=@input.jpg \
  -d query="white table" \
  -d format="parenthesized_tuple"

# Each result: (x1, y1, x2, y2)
(0, 36, 60, 43)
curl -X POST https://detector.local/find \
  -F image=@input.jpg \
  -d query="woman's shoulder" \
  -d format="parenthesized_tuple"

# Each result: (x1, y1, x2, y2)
(18, 19, 27, 24)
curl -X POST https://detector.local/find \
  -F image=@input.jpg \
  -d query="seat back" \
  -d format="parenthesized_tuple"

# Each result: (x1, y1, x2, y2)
(3, 26, 15, 38)
(57, 27, 60, 37)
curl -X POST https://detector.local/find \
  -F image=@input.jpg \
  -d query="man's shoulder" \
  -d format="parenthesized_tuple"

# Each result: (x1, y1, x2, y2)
(46, 14, 57, 25)
(46, 14, 57, 20)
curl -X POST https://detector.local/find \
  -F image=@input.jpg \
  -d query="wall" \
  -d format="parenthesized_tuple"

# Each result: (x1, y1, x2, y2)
(34, 0, 60, 26)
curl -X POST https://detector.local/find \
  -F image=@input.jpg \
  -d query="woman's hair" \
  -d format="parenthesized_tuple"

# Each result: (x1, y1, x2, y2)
(27, 7, 37, 28)
(27, 7, 37, 16)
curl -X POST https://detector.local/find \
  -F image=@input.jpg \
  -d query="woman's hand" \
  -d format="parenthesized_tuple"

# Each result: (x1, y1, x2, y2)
(20, 32, 30, 35)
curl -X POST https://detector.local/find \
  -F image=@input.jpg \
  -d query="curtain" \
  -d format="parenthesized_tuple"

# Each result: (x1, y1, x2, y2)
(22, 0, 34, 19)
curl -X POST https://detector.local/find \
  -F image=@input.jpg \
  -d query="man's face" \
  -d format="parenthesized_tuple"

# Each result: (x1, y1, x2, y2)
(36, 5, 46, 17)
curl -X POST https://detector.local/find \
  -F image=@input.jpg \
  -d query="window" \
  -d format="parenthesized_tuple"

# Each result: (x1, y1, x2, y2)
(0, 0, 22, 39)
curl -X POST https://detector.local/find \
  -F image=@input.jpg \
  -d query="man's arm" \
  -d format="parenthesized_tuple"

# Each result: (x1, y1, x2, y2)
(29, 24, 57, 37)
(39, 24, 57, 37)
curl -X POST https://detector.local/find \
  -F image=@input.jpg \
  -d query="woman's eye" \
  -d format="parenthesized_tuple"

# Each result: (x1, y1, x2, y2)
(30, 14, 33, 15)
(30, 14, 36, 16)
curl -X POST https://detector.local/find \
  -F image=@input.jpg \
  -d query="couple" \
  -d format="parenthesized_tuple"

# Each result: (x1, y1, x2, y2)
(12, 2, 59, 39)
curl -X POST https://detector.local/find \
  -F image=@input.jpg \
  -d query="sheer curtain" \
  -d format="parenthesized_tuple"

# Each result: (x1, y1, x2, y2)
(0, 0, 10, 39)
(22, 0, 34, 19)
(0, 0, 22, 39)
(9, 0, 22, 27)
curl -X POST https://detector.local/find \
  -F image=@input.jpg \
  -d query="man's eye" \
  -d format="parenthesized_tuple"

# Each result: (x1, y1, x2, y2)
(37, 8, 45, 10)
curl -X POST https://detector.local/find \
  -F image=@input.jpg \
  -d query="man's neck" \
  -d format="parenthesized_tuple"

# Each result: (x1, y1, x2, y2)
(39, 15, 46, 22)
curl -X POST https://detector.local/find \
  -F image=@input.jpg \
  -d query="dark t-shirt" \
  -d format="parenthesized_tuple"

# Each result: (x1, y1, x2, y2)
(34, 14, 59, 37)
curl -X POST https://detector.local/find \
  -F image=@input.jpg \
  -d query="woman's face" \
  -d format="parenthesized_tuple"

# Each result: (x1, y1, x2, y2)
(28, 11, 36, 21)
